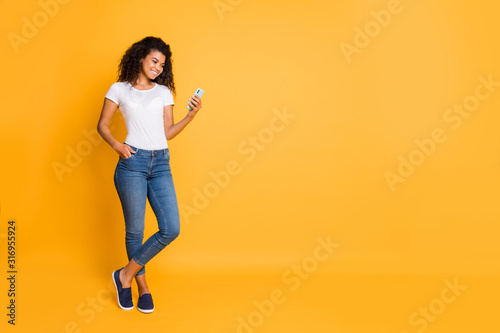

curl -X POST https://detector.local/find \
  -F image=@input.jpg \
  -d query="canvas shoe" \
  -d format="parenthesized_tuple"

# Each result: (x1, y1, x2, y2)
(137, 293, 154, 313)
(112, 268, 134, 310)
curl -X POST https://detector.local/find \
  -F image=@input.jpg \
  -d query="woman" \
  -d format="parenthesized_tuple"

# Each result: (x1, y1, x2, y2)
(97, 36, 202, 313)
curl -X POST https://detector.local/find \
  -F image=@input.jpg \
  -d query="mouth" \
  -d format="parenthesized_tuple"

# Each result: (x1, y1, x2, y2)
(151, 69, 160, 76)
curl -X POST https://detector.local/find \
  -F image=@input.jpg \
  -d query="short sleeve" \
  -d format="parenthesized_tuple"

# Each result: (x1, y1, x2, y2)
(163, 86, 174, 106)
(105, 83, 121, 106)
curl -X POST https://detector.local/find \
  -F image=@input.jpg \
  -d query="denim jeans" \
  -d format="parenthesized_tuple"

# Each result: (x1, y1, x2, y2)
(113, 144, 180, 276)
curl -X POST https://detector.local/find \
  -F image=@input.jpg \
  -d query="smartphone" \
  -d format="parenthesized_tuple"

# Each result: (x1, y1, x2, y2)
(187, 88, 204, 111)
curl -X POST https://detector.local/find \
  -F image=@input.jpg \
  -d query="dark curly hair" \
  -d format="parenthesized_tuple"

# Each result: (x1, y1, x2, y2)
(117, 36, 175, 95)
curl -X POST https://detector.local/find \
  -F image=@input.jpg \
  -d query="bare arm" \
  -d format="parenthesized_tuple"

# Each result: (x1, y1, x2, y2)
(97, 98, 136, 158)
(164, 94, 203, 140)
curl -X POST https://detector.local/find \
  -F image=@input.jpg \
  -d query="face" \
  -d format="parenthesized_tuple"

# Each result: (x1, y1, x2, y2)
(140, 50, 166, 80)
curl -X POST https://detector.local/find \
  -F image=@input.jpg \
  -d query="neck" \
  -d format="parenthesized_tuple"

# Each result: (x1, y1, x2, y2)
(135, 73, 154, 87)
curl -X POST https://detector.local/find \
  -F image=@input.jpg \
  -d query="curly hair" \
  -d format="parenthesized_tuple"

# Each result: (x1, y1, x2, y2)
(117, 36, 175, 95)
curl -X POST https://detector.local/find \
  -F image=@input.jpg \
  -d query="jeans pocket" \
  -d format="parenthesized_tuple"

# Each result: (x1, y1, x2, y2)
(122, 153, 137, 160)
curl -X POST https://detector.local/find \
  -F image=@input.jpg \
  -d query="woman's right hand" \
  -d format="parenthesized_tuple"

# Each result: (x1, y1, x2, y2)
(98, 99, 135, 158)
(114, 143, 136, 158)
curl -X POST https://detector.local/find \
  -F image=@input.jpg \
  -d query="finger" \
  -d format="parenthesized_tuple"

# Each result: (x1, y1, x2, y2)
(194, 96, 202, 107)
(192, 97, 201, 106)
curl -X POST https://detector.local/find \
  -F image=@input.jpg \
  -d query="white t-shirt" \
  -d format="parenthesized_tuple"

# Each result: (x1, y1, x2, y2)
(105, 81, 174, 150)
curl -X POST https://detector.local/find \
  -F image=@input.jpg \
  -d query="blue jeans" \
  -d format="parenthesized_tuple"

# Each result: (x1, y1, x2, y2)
(113, 144, 180, 276)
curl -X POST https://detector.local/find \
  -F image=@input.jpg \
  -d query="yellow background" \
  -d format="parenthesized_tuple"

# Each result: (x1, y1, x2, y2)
(1, 0, 499, 332)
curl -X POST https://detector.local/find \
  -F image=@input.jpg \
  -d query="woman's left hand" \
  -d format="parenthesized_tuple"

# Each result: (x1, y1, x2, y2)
(187, 94, 202, 119)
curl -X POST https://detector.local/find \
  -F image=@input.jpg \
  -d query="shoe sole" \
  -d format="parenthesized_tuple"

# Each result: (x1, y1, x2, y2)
(138, 307, 155, 314)
(112, 270, 134, 311)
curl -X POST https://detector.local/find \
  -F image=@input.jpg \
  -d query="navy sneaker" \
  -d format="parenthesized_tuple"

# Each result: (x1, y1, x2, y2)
(137, 293, 154, 313)
(112, 268, 134, 310)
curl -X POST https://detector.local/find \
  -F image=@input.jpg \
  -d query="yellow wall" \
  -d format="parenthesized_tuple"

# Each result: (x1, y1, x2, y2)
(1, 0, 499, 332)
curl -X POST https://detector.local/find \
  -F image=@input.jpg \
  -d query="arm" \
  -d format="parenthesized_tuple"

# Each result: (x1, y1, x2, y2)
(164, 94, 203, 140)
(97, 98, 136, 158)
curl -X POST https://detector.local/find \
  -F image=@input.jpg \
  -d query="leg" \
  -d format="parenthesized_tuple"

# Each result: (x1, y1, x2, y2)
(114, 156, 148, 284)
(135, 273, 150, 296)
(116, 258, 149, 294)
(119, 258, 143, 288)
(131, 154, 180, 268)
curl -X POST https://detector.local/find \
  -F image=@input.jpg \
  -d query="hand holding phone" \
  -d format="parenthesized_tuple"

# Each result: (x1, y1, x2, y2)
(187, 88, 204, 111)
